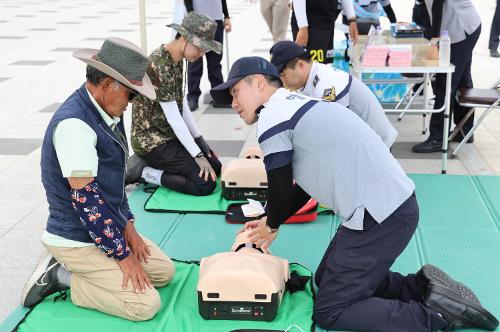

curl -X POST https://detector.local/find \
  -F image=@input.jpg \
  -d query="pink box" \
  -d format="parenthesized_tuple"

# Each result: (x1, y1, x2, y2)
(363, 45, 389, 66)
(388, 45, 412, 67)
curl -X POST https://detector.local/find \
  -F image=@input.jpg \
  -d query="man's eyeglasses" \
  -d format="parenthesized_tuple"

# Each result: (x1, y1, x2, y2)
(127, 89, 137, 102)
(116, 80, 138, 102)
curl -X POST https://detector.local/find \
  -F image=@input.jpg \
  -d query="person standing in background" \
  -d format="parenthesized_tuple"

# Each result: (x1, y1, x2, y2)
(489, 0, 500, 58)
(260, 0, 290, 43)
(291, 0, 358, 64)
(413, 0, 481, 153)
(340, 0, 397, 35)
(184, 0, 232, 111)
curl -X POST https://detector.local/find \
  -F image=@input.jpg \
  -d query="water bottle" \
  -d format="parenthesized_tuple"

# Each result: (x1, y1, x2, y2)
(439, 30, 451, 66)
(373, 26, 385, 45)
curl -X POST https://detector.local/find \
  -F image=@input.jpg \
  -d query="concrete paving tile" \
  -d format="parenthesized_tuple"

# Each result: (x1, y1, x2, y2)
(30, 28, 56, 31)
(10, 60, 53, 66)
(0, 36, 27, 40)
(0, 204, 48, 270)
(0, 268, 33, 321)
(0, 155, 23, 172)
(397, 158, 469, 175)
(196, 114, 251, 141)
(203, 104, 233, 114)
(51, 47, 78, 52)
(391, 142, 442, 159)
(38, 102, 61, 113)
(0, 138, 42, 155)
(206, 140, 245, 157)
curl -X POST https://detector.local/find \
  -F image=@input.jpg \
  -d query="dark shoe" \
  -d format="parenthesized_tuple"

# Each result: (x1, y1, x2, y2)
(416, 264, 480, 305)
(412, 138, 443, 153)
(21, 252, 66, 307)
(424, 282, 499, 330)
(188, 99, 199, 112)
(125, 154, 148, 185)
(449, 132, 474, 143)
(490, 49, 500, 58)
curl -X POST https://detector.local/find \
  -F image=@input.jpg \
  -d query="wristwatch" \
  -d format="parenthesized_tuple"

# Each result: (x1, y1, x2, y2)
(348, 17, 357, 24)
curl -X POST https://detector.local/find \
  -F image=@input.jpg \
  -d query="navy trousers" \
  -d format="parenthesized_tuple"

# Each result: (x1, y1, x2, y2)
(313, 194, 448, 332)
(428, 26, 481, 141)
(187, 20, 224, 103)
(490, 0, 500, 51)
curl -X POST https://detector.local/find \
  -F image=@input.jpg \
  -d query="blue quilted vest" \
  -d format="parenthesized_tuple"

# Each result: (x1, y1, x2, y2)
(41, 84, 130, 242)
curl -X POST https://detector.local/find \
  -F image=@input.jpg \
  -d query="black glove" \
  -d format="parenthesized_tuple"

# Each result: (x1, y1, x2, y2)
(194, 136, 211, 156)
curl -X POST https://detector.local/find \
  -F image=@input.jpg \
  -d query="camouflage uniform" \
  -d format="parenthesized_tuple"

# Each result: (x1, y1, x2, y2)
(131, 12, 222, 156)
(131, 46, 183, 156)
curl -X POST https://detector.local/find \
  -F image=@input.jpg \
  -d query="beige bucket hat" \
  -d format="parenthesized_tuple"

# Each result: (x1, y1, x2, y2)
(73, 37, 156, 100)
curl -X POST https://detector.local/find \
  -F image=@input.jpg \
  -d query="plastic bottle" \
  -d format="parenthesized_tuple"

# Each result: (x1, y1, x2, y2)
(439, 30, 451, 66)
(373, 26, 385, 45)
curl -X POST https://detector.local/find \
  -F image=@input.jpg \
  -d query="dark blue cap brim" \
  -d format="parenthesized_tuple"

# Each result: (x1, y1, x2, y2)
(210, 76, 244, 105)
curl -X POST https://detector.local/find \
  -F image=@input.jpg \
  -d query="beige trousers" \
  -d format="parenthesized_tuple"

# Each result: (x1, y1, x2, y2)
(260, 0, 290, 43)
(46, 235, 175, 321)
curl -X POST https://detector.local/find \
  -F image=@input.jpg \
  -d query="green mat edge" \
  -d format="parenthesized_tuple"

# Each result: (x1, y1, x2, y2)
(0, 307, 31, 332)
(4, 260, 316, 332)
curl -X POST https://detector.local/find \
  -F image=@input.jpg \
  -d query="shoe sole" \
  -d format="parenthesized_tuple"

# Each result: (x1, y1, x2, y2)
(21, 251, 53, 307)
(421, 265, 480, 305)
(425, 283, 499, 331)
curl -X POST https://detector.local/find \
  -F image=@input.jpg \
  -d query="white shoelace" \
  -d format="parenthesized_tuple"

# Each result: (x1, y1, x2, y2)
(35, 261, 59, 287)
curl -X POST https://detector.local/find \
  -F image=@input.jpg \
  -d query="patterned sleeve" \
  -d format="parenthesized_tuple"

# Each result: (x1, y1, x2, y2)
(71, 181, 130, 261)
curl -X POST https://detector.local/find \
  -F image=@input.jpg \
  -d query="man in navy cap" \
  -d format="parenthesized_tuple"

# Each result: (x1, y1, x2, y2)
(210, 56, 498, 332)
(270, 40, 397, 148)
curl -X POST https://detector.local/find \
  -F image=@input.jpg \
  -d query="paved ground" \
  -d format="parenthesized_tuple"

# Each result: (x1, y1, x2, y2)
(0, 0, 499, 322)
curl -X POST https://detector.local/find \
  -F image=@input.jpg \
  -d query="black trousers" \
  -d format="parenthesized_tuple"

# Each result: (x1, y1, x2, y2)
(428, 25, 481, 141)
(187, 20, 224, 103)
(291, 13, 334, 64)
(490, 0, 500, 51)
(313, 194, 448, 332)
(142, 140, 222, 196)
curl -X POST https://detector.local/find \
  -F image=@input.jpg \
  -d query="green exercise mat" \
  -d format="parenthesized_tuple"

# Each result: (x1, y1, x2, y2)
(144, 180, 332, 215)
(16, 261, 314, 332)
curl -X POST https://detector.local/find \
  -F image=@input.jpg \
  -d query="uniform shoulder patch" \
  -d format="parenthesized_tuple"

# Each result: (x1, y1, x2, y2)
(322, 86, 336, 101)
(313, 75, 320, 88)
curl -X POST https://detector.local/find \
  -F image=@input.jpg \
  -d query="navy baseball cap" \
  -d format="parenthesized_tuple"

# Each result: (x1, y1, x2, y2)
(211, 56, 281, 105)
(269, 40, 308, 73)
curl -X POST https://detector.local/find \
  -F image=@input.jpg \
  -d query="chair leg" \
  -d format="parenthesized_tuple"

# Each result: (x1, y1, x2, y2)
(398, 82, 425, 121)
(449, 108, 476, 142)
(452, 105, 496, 156)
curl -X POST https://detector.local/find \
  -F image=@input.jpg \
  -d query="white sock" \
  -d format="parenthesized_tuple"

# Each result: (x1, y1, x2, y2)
(141, 166, 164, 186)
(56, 265, 72, 288)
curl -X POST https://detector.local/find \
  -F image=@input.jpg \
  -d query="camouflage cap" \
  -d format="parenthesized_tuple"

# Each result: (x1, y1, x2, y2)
(167, 12, 222, 54)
